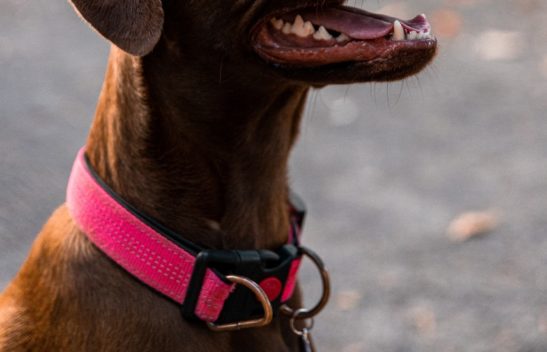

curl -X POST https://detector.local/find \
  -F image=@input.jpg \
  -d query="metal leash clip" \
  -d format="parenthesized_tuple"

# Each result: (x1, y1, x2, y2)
(290, 308, 315, 352)
(280, 246, 330, 352)
(280, 246, 331, 320)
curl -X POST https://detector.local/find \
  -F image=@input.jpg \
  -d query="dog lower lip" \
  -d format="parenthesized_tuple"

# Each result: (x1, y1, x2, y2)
(251, 5, 437, 71)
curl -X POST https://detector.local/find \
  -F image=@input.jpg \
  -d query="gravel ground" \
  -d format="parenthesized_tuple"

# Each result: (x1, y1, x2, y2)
(2, 1, 547, 351)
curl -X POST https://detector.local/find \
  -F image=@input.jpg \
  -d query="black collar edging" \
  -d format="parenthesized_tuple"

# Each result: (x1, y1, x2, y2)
(84, 155, 308, 326)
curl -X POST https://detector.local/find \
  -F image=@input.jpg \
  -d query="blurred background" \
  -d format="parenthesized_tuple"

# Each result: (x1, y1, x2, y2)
(2, 0, 547, 351)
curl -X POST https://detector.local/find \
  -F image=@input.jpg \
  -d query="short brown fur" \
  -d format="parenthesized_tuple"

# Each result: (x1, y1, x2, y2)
(0, 0, 436, 350)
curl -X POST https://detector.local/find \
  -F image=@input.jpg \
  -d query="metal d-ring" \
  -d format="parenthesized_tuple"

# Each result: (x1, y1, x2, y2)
(289, 308, 315, 336)
(280, 246, 331, 320)
(207, 275, 273, 332)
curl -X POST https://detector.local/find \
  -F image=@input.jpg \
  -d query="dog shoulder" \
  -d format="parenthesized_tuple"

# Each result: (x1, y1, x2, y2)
(0, 287, 32, 351)
(0, 206, 232, 351)
(0, 205, 97, 350)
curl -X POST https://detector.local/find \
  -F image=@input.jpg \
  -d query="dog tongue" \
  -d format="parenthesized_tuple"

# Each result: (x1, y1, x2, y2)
(298, 7, 430, 40)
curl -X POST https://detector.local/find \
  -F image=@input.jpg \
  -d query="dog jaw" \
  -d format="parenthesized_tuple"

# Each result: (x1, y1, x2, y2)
(249, 5, 437, 84)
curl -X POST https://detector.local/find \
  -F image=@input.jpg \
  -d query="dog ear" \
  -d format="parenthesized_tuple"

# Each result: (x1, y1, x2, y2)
(68, 0, 164, 56)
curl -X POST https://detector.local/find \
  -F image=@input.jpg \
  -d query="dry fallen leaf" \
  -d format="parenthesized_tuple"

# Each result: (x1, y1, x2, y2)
(473, 30, 523, 61)
(409, 305, 437, 336)
(336, 290, 363, 311)
(342, 342, 365, 352)
(447, 210, 499, 242)
(431, 9, 463, 39)
(514, 0, 542, 13)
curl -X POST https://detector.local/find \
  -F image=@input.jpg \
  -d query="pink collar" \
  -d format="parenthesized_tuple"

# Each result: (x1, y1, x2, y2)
(66, 148, 304, 328)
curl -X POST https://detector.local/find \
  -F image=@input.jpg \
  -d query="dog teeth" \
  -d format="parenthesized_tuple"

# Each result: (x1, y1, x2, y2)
(336, 33, 350, 43)
(270, 18, 284, 30)
(290, 15, 312, 37)
(282, 22, 292, 34)
(271, 15, 343, 41)
(302, 21, 315, 37)
(313, 26, 333, 41)
(390, 20, 434, 41)
(290, 15, 304, 35)
(272, 15, 435, 43)
(392, 20, 405, 41)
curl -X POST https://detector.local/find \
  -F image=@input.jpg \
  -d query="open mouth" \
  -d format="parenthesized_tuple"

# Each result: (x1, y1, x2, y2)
(251, 5, 437, 69)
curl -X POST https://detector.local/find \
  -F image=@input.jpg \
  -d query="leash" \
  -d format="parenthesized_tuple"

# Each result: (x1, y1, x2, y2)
(66, 148, 329, 349)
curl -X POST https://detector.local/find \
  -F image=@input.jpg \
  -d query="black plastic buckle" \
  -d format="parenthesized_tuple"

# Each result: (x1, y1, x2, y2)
(182, 244, 301, 326)
(182, 248, 281, 321)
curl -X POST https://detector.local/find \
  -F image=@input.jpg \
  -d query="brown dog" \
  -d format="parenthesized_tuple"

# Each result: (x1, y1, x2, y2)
(0, 0, 436, 351)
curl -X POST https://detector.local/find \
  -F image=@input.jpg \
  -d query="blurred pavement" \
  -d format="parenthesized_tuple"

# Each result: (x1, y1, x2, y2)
(2, 0, 547, 351)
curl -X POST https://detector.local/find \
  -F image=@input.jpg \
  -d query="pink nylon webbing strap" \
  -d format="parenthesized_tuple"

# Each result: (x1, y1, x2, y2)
(66, 148, 234, 322)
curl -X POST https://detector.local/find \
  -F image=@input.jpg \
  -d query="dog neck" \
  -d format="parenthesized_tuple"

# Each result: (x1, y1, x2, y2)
(86, 47, 308, 250)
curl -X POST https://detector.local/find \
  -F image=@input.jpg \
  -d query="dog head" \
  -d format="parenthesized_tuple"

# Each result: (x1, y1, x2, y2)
(69, 0, 437, 85)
